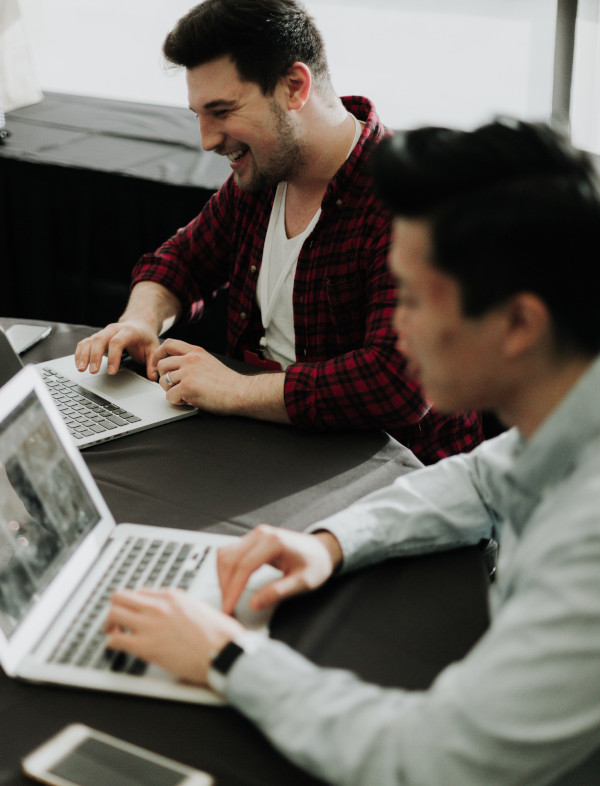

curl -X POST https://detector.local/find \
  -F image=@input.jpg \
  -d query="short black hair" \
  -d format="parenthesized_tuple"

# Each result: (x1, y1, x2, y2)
(163, 0, 331, 96)
(372, 119, 600, 355)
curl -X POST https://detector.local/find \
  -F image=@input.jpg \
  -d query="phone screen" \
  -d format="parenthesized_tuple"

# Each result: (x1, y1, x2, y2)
(49, 737, 186, 786)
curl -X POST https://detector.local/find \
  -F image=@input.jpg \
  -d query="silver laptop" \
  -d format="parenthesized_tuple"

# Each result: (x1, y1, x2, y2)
(0, 365, 275, 704)
(0, 327, 196, 449)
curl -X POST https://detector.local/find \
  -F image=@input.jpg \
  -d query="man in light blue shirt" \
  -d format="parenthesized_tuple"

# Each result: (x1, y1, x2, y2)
(106, 119, 600, 785)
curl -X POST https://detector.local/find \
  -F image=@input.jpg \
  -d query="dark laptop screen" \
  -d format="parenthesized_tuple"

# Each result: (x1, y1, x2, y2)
(0, 392, 100, 637)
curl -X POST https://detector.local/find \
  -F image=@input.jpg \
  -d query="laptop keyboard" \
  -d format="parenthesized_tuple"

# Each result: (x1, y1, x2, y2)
(48, 536, 210, 675)
(41, 367, 141, 441)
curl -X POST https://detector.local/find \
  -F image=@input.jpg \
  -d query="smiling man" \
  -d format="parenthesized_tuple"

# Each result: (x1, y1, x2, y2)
(106, 119, 600, 785)
(74, 0, 482, 464)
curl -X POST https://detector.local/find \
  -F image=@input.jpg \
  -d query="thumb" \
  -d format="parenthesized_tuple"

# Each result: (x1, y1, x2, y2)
(249, 573, 309, 611)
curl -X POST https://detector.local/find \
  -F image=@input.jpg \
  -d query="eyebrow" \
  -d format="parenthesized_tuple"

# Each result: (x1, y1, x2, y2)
(191, 99, 238, 113)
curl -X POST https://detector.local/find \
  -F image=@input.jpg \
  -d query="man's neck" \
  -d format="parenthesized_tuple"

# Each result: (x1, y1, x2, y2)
(288, 99, 357, 197)
(498, 355, 593, 439)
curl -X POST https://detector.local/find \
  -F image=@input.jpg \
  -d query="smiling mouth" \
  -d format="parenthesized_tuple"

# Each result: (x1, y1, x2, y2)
(226, 149, 248, 165)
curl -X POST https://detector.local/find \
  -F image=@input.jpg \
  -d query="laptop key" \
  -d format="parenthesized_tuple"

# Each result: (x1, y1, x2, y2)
(42, 367, 140, 435)
(106, 414, 129, 426)
(48, 536, 202, 674)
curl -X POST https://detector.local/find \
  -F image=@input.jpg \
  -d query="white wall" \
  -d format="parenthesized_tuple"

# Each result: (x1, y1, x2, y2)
(571, 0, 600, 153)
(19, 0, 557, 130)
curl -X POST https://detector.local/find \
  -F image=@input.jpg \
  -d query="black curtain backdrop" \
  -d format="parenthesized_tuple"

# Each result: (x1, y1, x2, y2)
(0, 93, 229, 349)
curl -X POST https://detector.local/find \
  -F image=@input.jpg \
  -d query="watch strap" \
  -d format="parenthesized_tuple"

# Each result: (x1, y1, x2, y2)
(211, 641, 245, 676)
(208, 631, 264, 695)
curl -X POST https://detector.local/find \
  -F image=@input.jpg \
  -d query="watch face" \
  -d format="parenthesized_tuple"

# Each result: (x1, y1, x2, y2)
(212, 641, 244, 675)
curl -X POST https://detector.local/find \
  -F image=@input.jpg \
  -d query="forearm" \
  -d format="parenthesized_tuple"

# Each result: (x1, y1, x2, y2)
(234, 371, 290, 424)
(120, 282, 183, 336)
(131, 182, 236, 322)
(306, 443, 504, 573)
(226, 547, 600, 786)
(225, 638, 419, 786)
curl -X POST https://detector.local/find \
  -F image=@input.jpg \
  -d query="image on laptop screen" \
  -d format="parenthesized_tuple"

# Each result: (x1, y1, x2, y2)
(0, 392, 100, 638)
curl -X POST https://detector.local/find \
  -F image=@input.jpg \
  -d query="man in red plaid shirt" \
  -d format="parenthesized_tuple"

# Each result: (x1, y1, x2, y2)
(75, 0, 482, 464)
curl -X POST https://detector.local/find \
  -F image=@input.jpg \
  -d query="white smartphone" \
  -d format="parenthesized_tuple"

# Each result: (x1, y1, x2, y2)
(5, 323, 52, 354)
(21, 724, 214, 786)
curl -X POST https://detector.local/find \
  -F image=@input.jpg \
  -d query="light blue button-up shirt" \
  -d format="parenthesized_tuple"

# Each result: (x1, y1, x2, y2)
(224, 356, 600, 785)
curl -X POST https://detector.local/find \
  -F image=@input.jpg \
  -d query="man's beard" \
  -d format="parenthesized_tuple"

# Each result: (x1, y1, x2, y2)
(235, 99, 305, 193)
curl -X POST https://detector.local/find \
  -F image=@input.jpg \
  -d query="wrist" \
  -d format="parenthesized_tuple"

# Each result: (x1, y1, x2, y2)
(234, 371, 289, 423)
(207, 631, 265, 695)
(125, 282, 181, 335)
(314, 531, 344, 573)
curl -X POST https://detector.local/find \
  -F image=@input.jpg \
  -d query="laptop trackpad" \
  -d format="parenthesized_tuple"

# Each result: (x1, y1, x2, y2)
(82, 367, 158, 400)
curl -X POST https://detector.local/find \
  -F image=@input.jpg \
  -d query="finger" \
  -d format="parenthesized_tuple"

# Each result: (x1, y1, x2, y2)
(134, 586, 174, 601)
(105, 628, 143, 657)
(152, 338, 190, 365)
(106, 335, 128, 375)
(166, 388, 191, 408)
(149, 344, 172, 381)
(218, 542, 258, 614)
(75, 331, 110, 373)
(158, 370, 177, 392)
(74, 338, 91, 370)
(217, 539, 256, 598)
(156, 356, 179, 379)
(104, 604, 140, 633)
(142, 337, 161, 380)
(110, 588, 156, 612)
(87, 332, 114, 374)
(219, 538, 282, 615)
(248, 572, 309, 611)
(146, 354, 160, 381)
(217, 525, 279, 593)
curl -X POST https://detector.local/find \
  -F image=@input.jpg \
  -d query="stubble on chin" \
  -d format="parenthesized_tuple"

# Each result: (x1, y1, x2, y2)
(235, 104, 305, 193)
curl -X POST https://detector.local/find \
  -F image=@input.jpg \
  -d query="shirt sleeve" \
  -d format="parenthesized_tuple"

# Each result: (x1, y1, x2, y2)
(307, 437, 507, 573)
(224, 451, 600, 786)
(130, 179, 236, 322)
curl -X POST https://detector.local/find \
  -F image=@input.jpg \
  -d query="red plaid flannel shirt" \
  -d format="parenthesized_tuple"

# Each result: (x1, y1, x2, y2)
(132, 97, 483, 464)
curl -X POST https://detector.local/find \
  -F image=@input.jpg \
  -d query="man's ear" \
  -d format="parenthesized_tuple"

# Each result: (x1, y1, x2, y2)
(502, 292, 551, 359)
(282, 62, 312, 110)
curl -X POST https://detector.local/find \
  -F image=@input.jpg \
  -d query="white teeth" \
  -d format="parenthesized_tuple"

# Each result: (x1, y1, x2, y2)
(227, 150, 245, 162)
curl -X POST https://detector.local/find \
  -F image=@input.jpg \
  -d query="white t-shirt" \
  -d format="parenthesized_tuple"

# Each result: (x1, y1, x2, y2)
(256, 115, 362, 369)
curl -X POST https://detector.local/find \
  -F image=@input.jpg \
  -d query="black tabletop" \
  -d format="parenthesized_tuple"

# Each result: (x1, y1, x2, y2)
(0, 318, 490, 785)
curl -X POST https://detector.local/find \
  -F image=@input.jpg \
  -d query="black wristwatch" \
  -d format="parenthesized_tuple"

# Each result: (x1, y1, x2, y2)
(212, 641, 245, 676)
(208, 633, 260, 694)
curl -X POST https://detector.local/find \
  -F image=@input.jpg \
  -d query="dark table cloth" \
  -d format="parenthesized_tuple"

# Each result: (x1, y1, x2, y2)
(0, 319, 489, 785)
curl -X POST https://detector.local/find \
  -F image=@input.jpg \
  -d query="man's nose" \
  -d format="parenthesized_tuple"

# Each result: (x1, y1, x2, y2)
(198, 116, 225, 152)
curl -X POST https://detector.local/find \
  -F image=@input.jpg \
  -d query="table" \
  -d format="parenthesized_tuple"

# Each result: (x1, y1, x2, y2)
(0, 318, 490, 786)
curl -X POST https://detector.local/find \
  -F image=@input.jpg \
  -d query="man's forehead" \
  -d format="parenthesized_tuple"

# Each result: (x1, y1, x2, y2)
(392, 219, 433, 267)
(186, 56, 247, 105)
(392, 219, 456, 297)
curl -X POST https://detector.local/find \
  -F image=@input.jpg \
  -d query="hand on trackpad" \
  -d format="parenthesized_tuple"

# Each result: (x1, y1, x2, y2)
(233, 564, 281, 631)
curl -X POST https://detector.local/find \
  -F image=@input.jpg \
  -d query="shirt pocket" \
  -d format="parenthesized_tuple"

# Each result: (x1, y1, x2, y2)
(325, 272, 366, 347)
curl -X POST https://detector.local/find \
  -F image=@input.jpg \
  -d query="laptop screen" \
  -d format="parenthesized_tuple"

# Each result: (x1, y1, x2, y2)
(0, 392, 100, 637)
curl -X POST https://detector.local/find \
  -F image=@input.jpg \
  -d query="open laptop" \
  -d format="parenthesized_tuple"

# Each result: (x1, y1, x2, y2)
(0, 365, 275, 705)
(0, 327, 196, 449)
